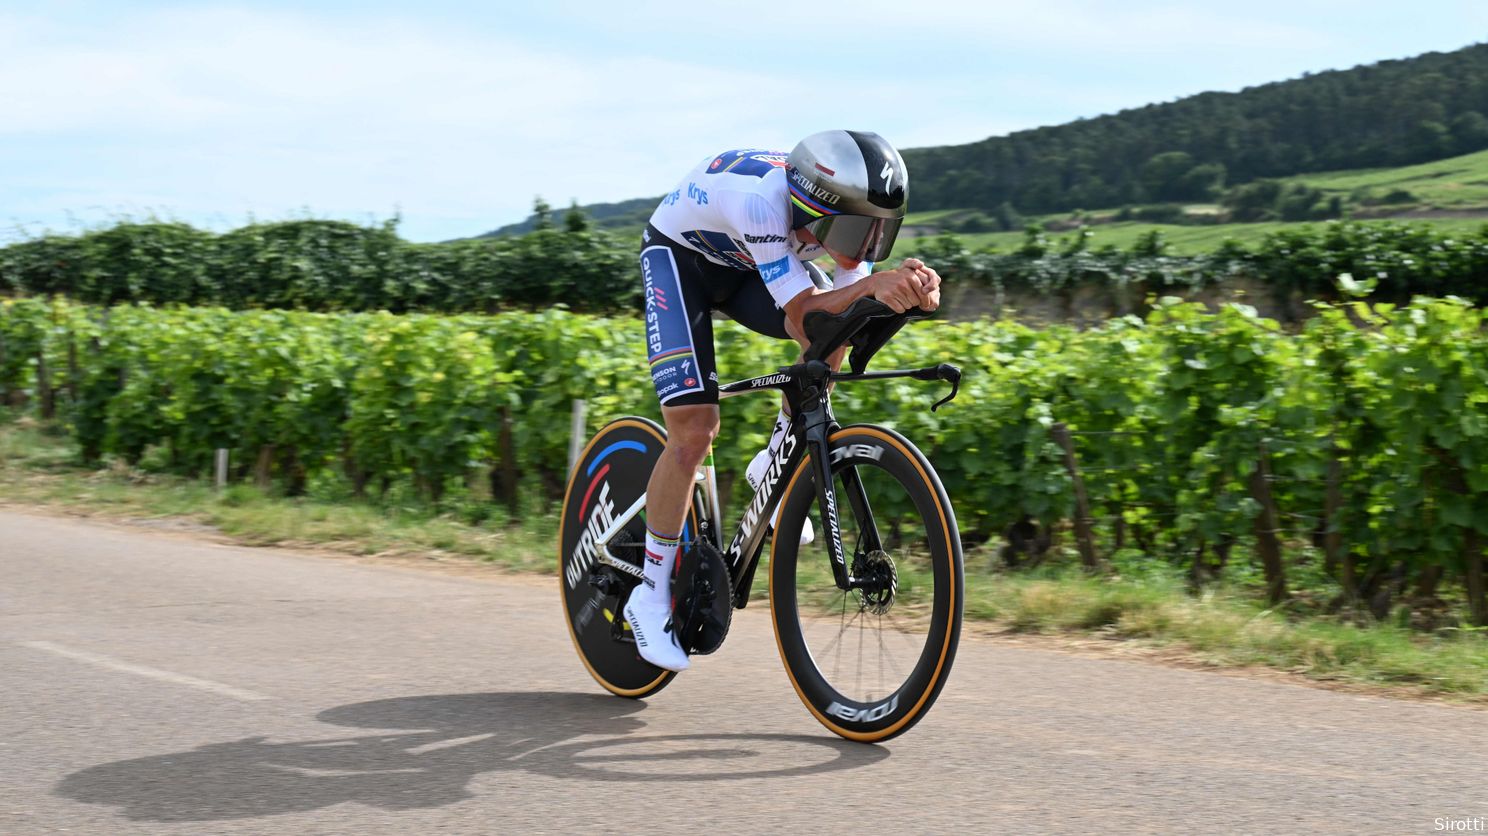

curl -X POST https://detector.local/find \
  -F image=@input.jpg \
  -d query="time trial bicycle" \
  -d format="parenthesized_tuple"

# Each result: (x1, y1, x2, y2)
(558, 297, 963, 743)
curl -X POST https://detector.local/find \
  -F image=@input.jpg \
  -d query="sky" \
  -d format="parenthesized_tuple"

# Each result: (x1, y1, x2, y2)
(2, 2, 1486, 243)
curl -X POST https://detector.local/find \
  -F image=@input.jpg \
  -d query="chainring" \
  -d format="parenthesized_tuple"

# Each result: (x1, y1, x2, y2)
(672, 539, 733, 656)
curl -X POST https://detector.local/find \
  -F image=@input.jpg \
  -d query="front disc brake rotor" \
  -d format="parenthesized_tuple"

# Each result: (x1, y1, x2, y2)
(855, 550, 897, 615)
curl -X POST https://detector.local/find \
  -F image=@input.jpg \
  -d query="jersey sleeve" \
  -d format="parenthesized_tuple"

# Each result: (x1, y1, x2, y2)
(730, 191, 816, 308)
(832, 261, 873, 289)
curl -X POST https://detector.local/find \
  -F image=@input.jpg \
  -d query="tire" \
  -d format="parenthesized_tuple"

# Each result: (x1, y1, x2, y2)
(558, 417, 703, 699)
(770, 424, 963, 742)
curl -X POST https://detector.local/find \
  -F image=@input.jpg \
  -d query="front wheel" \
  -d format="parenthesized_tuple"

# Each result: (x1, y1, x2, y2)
(770, 425, 963, 742)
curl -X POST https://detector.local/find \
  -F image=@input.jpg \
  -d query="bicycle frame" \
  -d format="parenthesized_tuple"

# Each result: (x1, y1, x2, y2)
(591, 353, 959, 610)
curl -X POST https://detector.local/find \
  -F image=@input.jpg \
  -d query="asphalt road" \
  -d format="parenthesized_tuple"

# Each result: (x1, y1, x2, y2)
(2, 508, 1485, 835)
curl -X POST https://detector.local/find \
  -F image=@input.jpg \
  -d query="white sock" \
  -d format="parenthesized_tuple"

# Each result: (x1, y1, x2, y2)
(638, 524, 681, 607)
(767, 406, 791, 455)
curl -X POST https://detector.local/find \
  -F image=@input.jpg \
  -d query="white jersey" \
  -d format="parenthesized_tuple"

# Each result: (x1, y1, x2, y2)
(647, 149, 872, 308)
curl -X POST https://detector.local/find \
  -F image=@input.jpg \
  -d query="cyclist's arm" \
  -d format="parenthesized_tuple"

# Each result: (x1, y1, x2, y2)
(831, 260, 873, 288)
(781, 258, 940, 349)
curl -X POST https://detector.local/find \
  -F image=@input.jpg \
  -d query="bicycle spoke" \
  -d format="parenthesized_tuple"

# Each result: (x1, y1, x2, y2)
(832, 591, 846, 684)
(856, 606, 864, 700)
(816, 597, 868, 662)
(792, 461, 936, 706)
(773, 426, 963, 742)
(875, 612, 907, 685)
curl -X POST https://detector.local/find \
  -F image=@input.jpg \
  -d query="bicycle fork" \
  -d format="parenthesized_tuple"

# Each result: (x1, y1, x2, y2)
(795, 393, 885, 594)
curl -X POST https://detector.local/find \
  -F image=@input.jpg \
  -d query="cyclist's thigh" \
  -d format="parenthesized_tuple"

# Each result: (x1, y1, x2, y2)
(640, 229, 721, 406)
(716, 261, 832, 341)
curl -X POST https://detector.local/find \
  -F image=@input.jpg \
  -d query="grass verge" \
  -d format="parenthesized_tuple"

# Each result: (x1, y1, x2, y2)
(0, 416, 554, 573)
(3, 415, 1484, 703)
(962, 571, 1488, 699)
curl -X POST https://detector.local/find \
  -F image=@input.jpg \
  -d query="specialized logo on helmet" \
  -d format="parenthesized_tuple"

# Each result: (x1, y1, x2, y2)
(789, 168, 841, 207)
(788, 168, 843, 222)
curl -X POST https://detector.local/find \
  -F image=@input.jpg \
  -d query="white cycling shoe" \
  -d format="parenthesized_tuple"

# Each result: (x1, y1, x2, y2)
(623, 595, 690, 672)
(746, 448, 815, 545)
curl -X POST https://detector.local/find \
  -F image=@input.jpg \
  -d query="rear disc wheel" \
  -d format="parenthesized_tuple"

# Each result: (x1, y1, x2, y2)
(558, 417, 703, 698)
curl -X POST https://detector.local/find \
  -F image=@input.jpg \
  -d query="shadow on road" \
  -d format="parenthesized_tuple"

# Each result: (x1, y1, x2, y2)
(56, 691, 889, 823)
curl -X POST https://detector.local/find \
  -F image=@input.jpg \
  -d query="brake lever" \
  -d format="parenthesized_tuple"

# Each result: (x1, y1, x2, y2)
(930, 364, 961, 412)
(906, 363, 961, 411)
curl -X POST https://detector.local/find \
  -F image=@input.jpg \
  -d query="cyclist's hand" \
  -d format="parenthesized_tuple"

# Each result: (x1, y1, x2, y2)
(875, 259, 940, 313)
(870, 266, 925, 313)
(901, 258, 941, 312)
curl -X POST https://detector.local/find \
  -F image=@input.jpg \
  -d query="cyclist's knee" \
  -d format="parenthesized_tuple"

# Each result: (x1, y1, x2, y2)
(662, 405, 719, 466)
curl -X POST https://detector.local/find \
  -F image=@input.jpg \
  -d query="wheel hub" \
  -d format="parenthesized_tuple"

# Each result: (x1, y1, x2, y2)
(855, 550, 897, 615)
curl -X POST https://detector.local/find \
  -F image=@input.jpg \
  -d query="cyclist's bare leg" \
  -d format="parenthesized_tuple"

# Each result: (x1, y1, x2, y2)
(646, 404, 719, 537)
(624, 403, 717, 671)
(650, 351, 838, 535)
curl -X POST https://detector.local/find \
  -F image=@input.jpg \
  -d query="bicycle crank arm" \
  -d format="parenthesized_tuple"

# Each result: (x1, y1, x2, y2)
(598, 551, 645, 582)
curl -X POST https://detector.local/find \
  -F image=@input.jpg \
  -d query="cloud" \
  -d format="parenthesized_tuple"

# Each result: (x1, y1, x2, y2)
(536, 0, 1322, 55)
(0, 7, 815, 239)
(2, 2, 1484, 241)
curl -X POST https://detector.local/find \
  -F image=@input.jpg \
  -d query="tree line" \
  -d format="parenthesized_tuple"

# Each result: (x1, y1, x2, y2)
(0, 215, 640, 314)
(906, 43, 1488, 214)
(5, 217, 1487, 314)
(490, 42, 1488, 235)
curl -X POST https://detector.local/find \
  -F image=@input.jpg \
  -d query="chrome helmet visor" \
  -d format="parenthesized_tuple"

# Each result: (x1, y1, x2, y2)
(807, 214, 903, 264)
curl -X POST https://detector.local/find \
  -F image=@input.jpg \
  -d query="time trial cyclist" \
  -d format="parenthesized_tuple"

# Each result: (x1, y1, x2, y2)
(627, 130, 942, 671)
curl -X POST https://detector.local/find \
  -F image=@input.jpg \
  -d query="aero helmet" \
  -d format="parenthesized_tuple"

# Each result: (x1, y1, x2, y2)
(786, 130, 908, 263)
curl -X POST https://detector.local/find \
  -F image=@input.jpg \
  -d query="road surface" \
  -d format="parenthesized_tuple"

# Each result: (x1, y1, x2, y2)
(1, 509, 1484, 834)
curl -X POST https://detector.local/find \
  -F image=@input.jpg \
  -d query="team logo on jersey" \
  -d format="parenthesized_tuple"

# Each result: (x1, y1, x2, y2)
(682, 230, 757, 272)
(705, 150, 790, 178)
(758, 257, 792, 285)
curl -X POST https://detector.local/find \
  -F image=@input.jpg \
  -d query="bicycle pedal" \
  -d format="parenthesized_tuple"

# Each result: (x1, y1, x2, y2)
(588, 570, 614, 593)
(610, 612, 637, 644)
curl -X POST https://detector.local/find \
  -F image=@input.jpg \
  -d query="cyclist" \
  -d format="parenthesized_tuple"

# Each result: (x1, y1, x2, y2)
(627, 130, 941, 671)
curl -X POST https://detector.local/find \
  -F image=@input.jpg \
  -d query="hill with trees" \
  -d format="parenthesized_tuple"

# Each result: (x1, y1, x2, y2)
(486, 41, 1488, 236)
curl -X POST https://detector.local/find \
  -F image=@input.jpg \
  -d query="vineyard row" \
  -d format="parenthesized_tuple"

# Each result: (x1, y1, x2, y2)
(2, 297, 1485, 624)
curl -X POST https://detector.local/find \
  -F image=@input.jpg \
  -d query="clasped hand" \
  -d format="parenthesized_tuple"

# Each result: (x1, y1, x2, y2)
(870, 258, 941, 313)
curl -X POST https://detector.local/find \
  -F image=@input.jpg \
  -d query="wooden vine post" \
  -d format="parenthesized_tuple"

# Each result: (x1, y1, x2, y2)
(1247, 440, 1288, 605)
(1322, 439, 1354, 604)
(1051, 422, 1100, 570)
